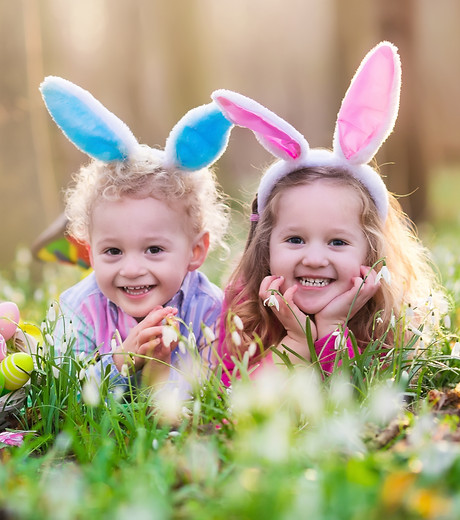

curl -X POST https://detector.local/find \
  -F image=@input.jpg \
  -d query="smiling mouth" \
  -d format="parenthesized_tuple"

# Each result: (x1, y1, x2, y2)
(299, 278, 331, 287)
(122, 285, 154, 296)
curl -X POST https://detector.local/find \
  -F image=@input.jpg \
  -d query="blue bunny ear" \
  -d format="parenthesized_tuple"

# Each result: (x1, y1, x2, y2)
(40, 76, 140, 162)
(164, 102, 233, 171)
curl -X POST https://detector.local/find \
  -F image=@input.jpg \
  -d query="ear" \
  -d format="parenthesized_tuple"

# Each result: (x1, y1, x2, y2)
(333, 41, 401, 165)
(212, 89, 308, 161)
(87, 244, 95, 270)
(163, 102, 233, 171)
(40, 76, 140, 162)
(187, 232, 210, 272)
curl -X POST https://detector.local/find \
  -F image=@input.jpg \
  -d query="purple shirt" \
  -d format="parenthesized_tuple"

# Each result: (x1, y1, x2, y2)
(54, 270, 222, 394)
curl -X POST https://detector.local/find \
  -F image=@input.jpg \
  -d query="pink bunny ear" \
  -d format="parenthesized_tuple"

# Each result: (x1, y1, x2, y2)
(334, 41, 401, 165)
(212, 89, 308, 161)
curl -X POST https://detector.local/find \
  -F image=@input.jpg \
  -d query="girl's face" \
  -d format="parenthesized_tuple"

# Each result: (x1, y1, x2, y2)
(89, 196, 207, 319)
(269, 181, 369, 316)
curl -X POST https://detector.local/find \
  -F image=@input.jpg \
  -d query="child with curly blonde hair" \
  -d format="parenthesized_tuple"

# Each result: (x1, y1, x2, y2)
(212, 42, 444, 381)
(40, 76, 233, 393)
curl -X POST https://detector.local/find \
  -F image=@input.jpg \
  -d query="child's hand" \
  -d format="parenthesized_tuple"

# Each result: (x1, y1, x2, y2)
(113, 306, 178, 375)
(259, 275, 313, 362)
(315, 265, 379, 338)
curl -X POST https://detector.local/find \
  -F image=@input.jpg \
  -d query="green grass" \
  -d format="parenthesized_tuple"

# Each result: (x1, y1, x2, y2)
(1, 175, 460, 518)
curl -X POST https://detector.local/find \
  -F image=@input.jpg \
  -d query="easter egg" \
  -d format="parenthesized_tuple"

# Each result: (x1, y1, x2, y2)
(0, 302, 20, 341)
(0, 352, 33, 391)
(0, 334, 6, 363)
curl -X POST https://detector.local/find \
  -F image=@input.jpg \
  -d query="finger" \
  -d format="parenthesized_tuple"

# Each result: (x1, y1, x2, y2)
(259, 275, 283, 296)
(143, 306, 178, 326)
(283, 284, 298, 306)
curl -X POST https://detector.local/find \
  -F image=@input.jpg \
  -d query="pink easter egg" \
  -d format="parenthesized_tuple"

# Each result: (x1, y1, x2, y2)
(0, 334, 6, 363)
(0, 302, 20, 341)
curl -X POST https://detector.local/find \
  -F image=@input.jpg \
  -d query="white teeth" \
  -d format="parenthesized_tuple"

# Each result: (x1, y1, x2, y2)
(123, 285, 151, 295)
(299, 278, 330, 287)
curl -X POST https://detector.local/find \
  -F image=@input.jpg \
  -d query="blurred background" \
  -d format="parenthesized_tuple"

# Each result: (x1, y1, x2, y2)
(1, 0, 460, 286)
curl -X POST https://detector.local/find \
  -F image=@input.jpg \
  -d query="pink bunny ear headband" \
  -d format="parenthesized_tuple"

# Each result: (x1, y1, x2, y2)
(212, 41, 401, 221)
(40, 76, 234, 172)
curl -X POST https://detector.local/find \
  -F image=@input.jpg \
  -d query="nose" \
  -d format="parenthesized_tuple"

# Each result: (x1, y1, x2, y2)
(119, 254, 148, 278)
(301, 243, 329, 268)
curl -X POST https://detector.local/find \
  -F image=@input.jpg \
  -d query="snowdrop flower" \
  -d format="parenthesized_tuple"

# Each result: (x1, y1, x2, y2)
(444, 314, 452, 330)
(82, 379, 100, 407)
(121, 364, 129, 377)
(248, 342, 257, 358)
(405, 304, 415, 319)
(52, 366, 60, 379)
(451, 342, 460, 358)
(47, 303, 56, 323)
(375, 265, 391, 285)
(390, 313, 396, 328)
(162, 325, 178, 348)
(231, 330, 242, 347)
(78, 368, 86, 381)
(263, 294, 280, 312)
(203, 326, 216, 343)
(45, 333, 54, 346)
(78, 352, 86, 363)
(178, 341, 187, 354)
(233, 314, 244, 331)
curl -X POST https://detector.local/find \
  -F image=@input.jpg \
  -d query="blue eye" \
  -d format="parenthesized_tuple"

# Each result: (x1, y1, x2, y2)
(287, 236, 304, 245)
(105, 248, 122, 256)
(147, 246, 163, 254)
(330, 239, 347, 247)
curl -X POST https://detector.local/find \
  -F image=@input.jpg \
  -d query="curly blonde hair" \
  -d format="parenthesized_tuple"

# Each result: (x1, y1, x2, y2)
(64, 145, 229, 251)
(224, 166, 444, 354)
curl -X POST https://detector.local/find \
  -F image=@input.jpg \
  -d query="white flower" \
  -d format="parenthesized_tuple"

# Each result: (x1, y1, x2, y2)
(408, 326, 423, 337)
(47, 303, 56, 323)
(248, 342, 257, 358)
(451, 342, 460, 358)
(152, 438, 159, 450)
(390, 313, 396, 328)
(78, 368, 86, 381)
(233, 314, 244, 331)
(121, 364, 129, 377)
(52, 366, 60, 379)
(82, 380, 100, 407)
(444, 314, 452, 330)
(162, 325, 178, 348)
(45, 333, 54, 346)
(263, 294, 280, 312)
(178, 341, 187, 354)
(375, 265, 391, 285)
(231, 331, 242, 347)
(203, 326, 216, 343)
(405, 305, 415, 319)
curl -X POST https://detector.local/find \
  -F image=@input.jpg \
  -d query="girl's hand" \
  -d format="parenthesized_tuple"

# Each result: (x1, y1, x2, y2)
(315, 265, 380, 338)
(113, 306, 178, 374)
(259, 275, 313, 362)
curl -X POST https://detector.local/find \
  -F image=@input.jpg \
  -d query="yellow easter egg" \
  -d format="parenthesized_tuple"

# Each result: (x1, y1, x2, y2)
(0, 352, 34, 390)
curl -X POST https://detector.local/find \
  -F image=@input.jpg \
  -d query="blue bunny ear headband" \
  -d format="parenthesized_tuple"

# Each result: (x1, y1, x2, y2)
(211, 41, 401, 221)
(40, 76, 233, 171)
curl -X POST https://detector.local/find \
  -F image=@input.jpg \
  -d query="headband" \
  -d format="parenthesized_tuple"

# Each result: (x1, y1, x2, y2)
(40, 76, 233, 171)
(212, 41, 401, 220)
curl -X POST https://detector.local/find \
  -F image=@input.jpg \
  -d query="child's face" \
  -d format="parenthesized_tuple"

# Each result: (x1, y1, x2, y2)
(89, 196, 207, 319)
(269, 181, 369, 316)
